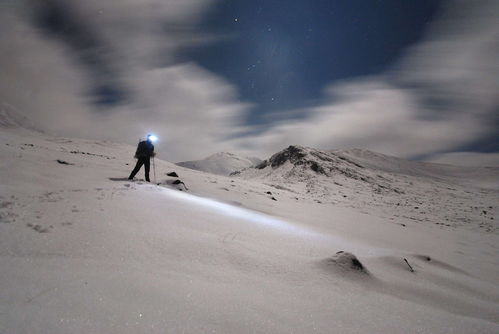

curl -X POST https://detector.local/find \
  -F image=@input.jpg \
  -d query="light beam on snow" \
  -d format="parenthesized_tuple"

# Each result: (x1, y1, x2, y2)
(155, 186, 397, 256)
(160, 187, 321, 238)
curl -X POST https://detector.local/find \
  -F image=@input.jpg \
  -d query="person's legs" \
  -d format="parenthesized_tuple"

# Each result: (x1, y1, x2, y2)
(128, 159, 144, 180)
(144, 158, 151, 182)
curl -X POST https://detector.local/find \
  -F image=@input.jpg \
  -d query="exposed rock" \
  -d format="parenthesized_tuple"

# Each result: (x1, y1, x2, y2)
(56, 159, 74, 165)
(162, 179, 188, 191)
(269, 145, 307, 168)
(321, 251, 370, 277)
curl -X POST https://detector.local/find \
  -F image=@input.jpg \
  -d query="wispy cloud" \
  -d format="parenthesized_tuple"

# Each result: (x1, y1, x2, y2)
(242, 0, 499, 160)
(1, 0, 253, 161)
(0, 0, 498, 163)
(239, 78, 488, 158)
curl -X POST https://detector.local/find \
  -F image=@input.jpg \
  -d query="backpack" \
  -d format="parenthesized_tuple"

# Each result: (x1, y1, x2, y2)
(134, 140, 154, 158)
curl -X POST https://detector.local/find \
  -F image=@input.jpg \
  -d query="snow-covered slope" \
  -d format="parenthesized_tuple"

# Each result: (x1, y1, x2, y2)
(0, 103, 38, 130)
(177, 152, 261, 175)
(235, 145, 498, 234)
(335, 148, 499, 189)
(1, 129, 498, 334)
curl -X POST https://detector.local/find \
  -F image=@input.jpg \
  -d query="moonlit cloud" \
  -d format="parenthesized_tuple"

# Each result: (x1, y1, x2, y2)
(241, 0, 499, 160)
(238, 79, 488, 158)
(0, 0, 497, 164)
(1, 0, 252, 161)
(0, 7, 91, 130)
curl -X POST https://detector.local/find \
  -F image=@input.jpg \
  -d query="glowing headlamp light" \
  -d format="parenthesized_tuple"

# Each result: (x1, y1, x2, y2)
(147, 134, 158, 142)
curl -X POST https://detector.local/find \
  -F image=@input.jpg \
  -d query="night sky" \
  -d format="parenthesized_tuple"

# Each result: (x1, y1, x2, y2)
(182, 1, 440, 124)
(1, 0, 498, 164)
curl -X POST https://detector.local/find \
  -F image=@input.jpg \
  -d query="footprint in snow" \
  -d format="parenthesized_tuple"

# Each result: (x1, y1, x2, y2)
(27, 223, 53, 233)
(0, 201, 18, 223)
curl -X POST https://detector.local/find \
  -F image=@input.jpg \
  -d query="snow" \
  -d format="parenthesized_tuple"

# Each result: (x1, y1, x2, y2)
(177, 152, 261, 175)
(335, 148, 499, 189)
(236, 145, 498, 234)
(1, 128, 498, 334)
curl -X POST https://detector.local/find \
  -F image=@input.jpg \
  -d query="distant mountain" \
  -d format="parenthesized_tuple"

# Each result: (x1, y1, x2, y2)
(233, 145, 386, 193)
(0, 103, 39, 131)
(235, 145, 499, 189)
(244, 145, 370, 180)
(333, 148, 463, 178)
(177, 152, 262, 175)
(233, 145, 499, 223)
(334, 148, 499, 189)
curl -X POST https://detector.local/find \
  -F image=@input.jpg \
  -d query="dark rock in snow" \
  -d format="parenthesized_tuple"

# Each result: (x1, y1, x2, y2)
(332, 251, 366, 271)
(321, 251, 370, 277)
(162, 179, 188, 190)
(269, 145, 307, 168)
(167, 172, 179, 177)
(252, 145, 372, 181)
(56, 159, 73, 165)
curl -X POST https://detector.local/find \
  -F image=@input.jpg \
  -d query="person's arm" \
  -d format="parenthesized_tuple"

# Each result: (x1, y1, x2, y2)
(134, 143, 140, 158)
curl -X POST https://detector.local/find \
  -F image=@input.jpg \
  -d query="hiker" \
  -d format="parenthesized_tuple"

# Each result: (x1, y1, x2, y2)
(128, 134, 156, 182)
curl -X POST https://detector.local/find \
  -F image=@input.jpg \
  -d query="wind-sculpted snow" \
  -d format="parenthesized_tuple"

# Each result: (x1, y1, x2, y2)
(0, 128, 498, 334)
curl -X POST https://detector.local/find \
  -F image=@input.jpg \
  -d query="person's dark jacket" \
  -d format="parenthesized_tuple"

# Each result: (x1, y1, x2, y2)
(134, 140, 155, 159)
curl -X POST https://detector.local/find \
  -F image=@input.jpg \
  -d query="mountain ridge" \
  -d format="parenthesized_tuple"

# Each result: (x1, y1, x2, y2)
(177, 152, 262, 175)
(233, 145, 498, 233)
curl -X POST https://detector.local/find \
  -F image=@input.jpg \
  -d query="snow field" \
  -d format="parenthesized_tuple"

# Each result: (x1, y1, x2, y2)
(1, 128, 498, 333)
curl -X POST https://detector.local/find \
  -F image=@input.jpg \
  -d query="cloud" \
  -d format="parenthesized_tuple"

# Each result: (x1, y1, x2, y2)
(0, 8, 251, 160)
(75, 63, 252, 161)
(395, 0, 499, 118)
(1, 0, 498, 163)
(1, 0, 253, 161)
(238, 79, 488, 158)
(243, 0, 499, 159)
(0, 7, 92, 130)
(425, 152, 499, 167)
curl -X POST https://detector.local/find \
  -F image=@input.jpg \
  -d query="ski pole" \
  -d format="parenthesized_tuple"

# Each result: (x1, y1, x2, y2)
(152, 156, 157, 184)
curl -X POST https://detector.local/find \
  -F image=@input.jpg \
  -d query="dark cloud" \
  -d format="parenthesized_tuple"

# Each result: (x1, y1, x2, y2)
(30, 0, 129, 106)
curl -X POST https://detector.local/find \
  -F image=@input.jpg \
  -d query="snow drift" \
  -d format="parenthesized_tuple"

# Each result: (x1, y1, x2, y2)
(1, 126, 498, 333)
